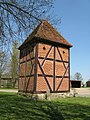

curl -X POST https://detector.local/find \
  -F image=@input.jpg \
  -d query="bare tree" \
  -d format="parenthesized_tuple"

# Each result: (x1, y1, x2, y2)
(0, 0, 58, 49)
(10, 41, 19, 87)
(0, 50, 8, 87)
(74, 72, 83, 81)
(0, 51, 7, 77)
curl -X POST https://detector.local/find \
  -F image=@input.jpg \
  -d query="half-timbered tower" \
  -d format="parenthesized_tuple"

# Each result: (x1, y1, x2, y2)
(18, 20, 72, 93)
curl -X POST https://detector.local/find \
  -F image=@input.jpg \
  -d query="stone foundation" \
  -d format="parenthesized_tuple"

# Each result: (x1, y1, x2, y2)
(18, 88, 78, 100)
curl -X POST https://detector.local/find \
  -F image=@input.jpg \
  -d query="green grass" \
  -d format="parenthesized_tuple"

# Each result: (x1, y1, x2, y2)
(0, 92, 90, 120)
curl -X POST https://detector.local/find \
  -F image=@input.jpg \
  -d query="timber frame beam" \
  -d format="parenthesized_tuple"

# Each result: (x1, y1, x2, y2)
(37, 45, 69, 92)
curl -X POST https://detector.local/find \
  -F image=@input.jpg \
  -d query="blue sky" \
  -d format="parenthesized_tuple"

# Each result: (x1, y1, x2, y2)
(53, 0, 90, 82)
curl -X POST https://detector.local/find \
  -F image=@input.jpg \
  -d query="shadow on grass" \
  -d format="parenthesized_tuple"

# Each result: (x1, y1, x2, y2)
(55, 101, 90, 120)
(0, 93, 64, 120)
(0, 93, 90, 120)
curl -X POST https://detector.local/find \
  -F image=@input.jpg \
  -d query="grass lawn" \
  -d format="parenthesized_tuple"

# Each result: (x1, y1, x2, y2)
(0, 92, 90, 120)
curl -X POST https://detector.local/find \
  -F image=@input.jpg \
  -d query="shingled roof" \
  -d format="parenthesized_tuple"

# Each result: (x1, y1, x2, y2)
(19, 20, 72, 49)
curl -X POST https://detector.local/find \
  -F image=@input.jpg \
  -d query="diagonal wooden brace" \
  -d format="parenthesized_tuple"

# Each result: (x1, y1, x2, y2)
(37, 59, 52, 92)
(56, 65, 69, 91)
(57, 47, 67, 70)
(41, 46, 52, 66)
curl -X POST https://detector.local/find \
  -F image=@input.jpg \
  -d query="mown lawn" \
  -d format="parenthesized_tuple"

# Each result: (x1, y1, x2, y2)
(0, 92, 90, 120)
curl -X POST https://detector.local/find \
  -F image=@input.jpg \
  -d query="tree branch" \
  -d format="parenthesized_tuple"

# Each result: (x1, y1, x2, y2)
(0, 2, 42, 22)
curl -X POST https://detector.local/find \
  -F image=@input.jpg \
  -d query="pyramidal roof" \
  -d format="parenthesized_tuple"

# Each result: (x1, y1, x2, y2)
(19, 20, 72, 49)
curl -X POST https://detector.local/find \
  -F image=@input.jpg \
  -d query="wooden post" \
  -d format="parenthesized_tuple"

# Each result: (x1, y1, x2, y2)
(53, 46, 56, 92)
(34, 44, 38, 92)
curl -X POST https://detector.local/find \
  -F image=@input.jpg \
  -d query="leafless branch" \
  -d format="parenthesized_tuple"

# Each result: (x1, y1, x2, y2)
(0, 0, 60, 50)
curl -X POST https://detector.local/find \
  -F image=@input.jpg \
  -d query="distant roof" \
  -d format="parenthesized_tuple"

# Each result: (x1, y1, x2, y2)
(19, 20, 72, 49)
(70, 80, 81, 82)
(86, 80, 90, 82)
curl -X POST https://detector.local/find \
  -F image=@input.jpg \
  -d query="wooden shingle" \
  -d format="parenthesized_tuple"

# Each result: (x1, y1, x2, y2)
(19, 20, 72, 49)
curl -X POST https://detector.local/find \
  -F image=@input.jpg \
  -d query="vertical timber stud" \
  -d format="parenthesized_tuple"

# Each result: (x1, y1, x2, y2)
(23, 48, 26, 92)
(24, 47, 27, 92)
(53, 46, 56, 92)
(68, 48, 70, 92)
(18, 50, 20, 92)
(34, 44, 38, 92)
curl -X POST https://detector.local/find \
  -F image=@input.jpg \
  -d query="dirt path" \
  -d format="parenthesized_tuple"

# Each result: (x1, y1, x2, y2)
(75, 88, 90, 97)
(0, 88, 90, 97)
(0, 89, 18, 93)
